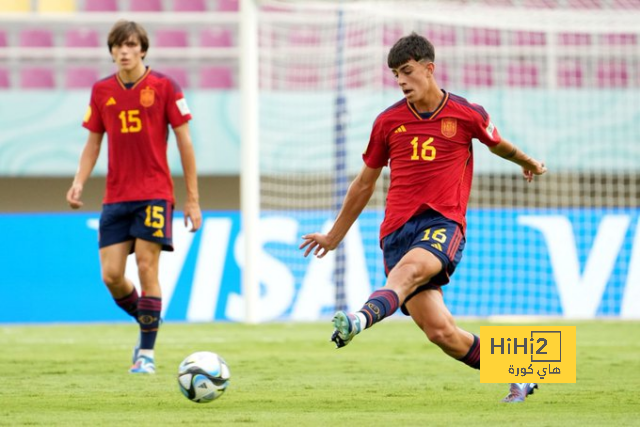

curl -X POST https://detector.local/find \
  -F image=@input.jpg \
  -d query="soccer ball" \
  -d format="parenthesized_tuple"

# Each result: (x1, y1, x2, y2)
(177, 351, 230, 403)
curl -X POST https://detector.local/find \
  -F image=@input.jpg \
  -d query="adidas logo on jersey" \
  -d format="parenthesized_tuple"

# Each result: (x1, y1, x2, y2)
(394, 125, 406, 133)
(152, 229, 164, 238)
(430, 243, 443, 251)
(106, 97, 117, 106)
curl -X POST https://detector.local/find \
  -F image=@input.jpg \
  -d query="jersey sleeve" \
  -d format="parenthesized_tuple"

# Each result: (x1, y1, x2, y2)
(165, 78, 192, 128)
(471, 104, 501, 147)
(82, 85, 105, 133)
(362, 115, 389, 168)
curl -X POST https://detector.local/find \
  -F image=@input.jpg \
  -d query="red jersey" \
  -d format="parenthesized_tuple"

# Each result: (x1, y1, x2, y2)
(82, 67, 192, 204)
(363, 91, 501, 240)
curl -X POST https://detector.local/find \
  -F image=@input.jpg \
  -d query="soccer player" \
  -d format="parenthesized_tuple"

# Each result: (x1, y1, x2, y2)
(299, 33, 546, 402)
(66, 20, 202, 374)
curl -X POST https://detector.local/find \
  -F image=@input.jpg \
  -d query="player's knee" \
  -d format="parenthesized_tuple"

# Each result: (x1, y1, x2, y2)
(425, 323, 457, 348)
(135, 257, 157, 278)
(101, 269, 124, 287)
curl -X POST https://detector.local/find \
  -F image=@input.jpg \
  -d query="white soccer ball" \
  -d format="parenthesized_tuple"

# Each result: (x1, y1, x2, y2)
(177, 351, 231, 403)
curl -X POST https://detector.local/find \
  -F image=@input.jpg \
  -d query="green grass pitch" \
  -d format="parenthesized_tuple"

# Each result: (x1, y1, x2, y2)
(1, 320, 638, 426)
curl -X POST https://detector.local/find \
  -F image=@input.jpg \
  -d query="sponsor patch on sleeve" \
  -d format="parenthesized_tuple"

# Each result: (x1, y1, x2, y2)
(84, 105, 92, 123)
(176, 98, 191, 116)
(485, 121, 496, 137)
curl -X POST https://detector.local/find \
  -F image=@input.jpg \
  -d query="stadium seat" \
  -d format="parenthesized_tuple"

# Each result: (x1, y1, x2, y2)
(611, 0, 640, 9)
(0, 68, 10, 89)
(462, 63, 494, 87)
(65, 28, 100, 47)
(513, 31, 546, 46)
(283, 65, 319, 89)
(567, 0, 602, 8)
(217, 0, 238, 11)
(20, 67, 56, 89)
(161, 66, 190, 89)
(200, 28, 233, 47)
(65, 66, 99, 88)
(0, 0, 31, 12)
(522, 0, 559, 7)
(382, 65, 397, 88)
(288, 27, 322, 46)
(84, 0, 118, 11)
(199, 65, 234, 88)
(597, 60, 629, 87)
(507, 62, 540, 87)
(557, 59, 584, 87)
(129, 0, 163, 11)
(383, 26, 404, 47)
(0, 31, 7, 47)
(155, 29, 189, 48)
(600, 33, 637, 45)
(344, 29, 367, 48)
(19, 29, 54, 47)
(468, 28, 501, 46)
(38, 0, 77, 13)
(559, 32, 592, 45)
(425, 26, 457, 46)
(172, 0, 207, 11)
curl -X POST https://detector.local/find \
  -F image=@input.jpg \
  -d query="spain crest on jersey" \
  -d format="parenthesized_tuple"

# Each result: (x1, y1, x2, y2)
(441, 117, 457, 138)
(140, 86, 155, 107)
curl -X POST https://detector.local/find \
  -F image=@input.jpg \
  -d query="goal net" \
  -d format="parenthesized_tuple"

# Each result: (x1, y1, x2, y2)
(254, 0, 640, 319)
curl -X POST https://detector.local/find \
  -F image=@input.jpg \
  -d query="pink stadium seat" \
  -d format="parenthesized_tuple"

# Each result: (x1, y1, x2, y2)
(173, 0, 207, 11)
(161, 66, 190, 89)
(284, 65, 319, 89)
(346, 29, 368, 47)
(597, 61, 629, 87)
(383, 26, 404, 47)
(200, 28, 233, 47)
(507, 62, 540, 87)
(65, 28, 100, 48)
(468, 28, 501, 46)
(462, 63, 494, 87)
(522, 0, 558, 7)
(567, 0, 602, 8)
(0, 68, 10, 89)
(130, 0, 163, 11)
(557, 60, 584, 87)
(0, 30, 7, 47)
(199, 65, 234, 88)
(20, 67, 55, 89)
(481, 0, 515, 5)
(559, 32, 592, 45)
(84, 0, 118, 11)
(611, 0, 640, 8)
(19, 29, 54, 47)
(513, 31, 546, 45)
(600, 33, 637, 45)
(217, 0, 238, 11)
(288, 28, 321, 46)
(155, 29, 189, 48)
(382, 65, 397, 88)
(425, 27, 457, 46)
(65, 66, 99, 88)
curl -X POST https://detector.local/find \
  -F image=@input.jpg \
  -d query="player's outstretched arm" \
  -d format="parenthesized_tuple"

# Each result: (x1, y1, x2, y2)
(489, 138, 547, 183)
(300, 165, 382, 258)
(174, 123, 202, 232)
(66, 131, 103, 209)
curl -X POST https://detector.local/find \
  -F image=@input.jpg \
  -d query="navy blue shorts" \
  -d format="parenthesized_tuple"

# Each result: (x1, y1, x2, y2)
(99, 199, 174, 252)
(381, 209, 465, 315)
